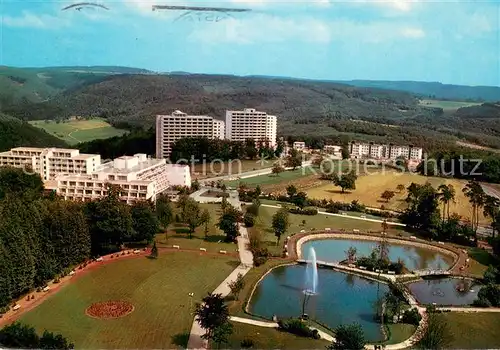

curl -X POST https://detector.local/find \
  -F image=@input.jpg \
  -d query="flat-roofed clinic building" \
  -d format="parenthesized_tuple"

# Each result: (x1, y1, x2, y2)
(45, 154, 189, 204)
(225, 108, 277, 147)
(156, 110, 225, 158)
(0, 147, 100, 180)
(293, 141, 306, 151)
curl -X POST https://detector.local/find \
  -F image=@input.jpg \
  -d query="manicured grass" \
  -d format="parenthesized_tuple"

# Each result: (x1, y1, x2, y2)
(192, 159, 273, 180)
(19, 252, 237, 349)
(418, 99, 481, 111)
(249, 205, 406, 255)
(384, 324, 416, 345)
(226, 322, 331, 349)
(155, 203, 238, 253)
(306, 171, 487, 225)
(29, 118, 127, 144)
(224, 166, 319, 188)
(435, 312, 500, 349)
(467, 247, 497, 276)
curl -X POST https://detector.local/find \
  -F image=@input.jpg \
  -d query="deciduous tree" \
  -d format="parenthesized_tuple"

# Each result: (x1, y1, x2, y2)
(327, 323, 365, 350)
(272, 208, 289, 245)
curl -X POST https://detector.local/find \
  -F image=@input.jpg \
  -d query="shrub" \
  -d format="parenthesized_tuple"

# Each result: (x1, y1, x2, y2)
(402, 308, 421, 325)
(254, 256, 267, 266)
(472, 296, 491, 307)
(244, 212, 255, 227)
(289, 207, 318, 215)
(388, 261, 405, 274)
(277, 318, 320, 339)
(475, 284, 500, 307)
(241, 339, 254, 348)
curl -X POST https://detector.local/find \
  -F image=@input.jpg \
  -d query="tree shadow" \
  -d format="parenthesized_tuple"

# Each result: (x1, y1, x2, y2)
(171, 333, 190, 348)
(327, 189, 350, 194)
(174, 228, 191, 234)
(226, 260, 240, 268)
(205, 235, 227, 243)
(468, 248, 497, 266)
(376, 200, 389, 204)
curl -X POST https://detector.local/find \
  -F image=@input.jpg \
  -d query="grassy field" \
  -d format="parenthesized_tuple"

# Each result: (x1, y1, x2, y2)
(155, 204, 239, 253)
(224, 166, 319, 188)
(306, 171, 487, 225)
(249, 205, 406, 255)
(384, 324, 416, 345)
(435, 312, 500, 349)
(192, 159, 275, 180)
(467, 247, 497, 276)
(226, 322, 331, 349)
(19, 252, 237, 349)
(419, 99, 481, 111)
(29, 118, 127, 145)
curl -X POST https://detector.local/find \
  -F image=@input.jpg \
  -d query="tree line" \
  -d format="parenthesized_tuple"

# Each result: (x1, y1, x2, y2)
(0, 167, 164, 310)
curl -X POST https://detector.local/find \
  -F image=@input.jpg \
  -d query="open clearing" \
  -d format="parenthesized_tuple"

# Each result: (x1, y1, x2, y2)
(306, 171, 487, 225)
(192, 159, 273, 180)
(29, 118, 127, 145)
(419, 99, 481, 111)
(19, 252, 237, 349)
(435, 312, 500, 349)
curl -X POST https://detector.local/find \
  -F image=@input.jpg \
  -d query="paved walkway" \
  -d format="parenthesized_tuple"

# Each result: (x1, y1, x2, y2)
(436, 307, 500, 312)
(261, 204, 406, 227)
(187, 192, 254, 349)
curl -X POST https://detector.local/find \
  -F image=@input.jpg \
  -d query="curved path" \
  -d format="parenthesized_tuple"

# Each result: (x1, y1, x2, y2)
(187, 194, 254, 350)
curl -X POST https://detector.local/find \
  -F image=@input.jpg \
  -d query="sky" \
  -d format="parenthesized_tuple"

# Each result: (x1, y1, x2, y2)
(1, 0, 499, 86)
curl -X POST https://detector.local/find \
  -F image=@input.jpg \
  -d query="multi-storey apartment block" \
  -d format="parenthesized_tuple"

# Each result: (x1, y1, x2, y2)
(0, 147, 101, 180)
(293, 141, 306, 151)
(323, 145, 342, 154)
(45, 154, 190, 204)
(349, 142, 423, 161)
(225, 108, 277, 147)
(156, 110, 225, 158)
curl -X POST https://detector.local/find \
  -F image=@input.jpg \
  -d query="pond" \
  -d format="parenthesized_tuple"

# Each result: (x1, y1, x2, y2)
(249, 264, 389, 342)
(408, 278, 482, 306)
(302, 238, 453, 271)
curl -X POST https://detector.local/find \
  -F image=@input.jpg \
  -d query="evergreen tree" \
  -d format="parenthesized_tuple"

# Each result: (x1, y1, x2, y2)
(272, 208, 289, 245)
(156, 194, 173, 229)
(194, 293, 231, 341)
(217, 205, 242, 242)
(131, 200, 159, 243)
(328, 323, 365, 350)
(150, 240, 158, 259)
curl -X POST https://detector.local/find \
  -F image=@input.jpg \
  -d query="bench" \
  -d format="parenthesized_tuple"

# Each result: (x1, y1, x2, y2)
(359, 266, 367, 270)
(69, 271, 75, 276)
(410, 236, 417, 240)
(325, 228, 331, 231)
(300, 230, 305, 233)
(13, 304, 20, 311)
(219, 250, 227, 254)
(353, 229, 360, 233)
(199, 248, 207, 252)
(360, 215, 366, 218)
(173, 245, 180, 249)
(96, 257, 103, 262)
(133, 249, 140, 254)
(438, 241, 445, 245)
(42, 286, 50, 292)
(388, 271, 396, 275)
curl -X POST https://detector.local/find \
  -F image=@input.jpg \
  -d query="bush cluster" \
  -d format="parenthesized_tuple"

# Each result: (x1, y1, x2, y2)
(401, 308, 421, 325)
(288, 207, 318, 216)
(277, 318, 320, 339)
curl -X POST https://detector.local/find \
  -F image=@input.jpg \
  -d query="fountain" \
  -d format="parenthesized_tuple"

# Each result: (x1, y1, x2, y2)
(304, 247, 318, 295)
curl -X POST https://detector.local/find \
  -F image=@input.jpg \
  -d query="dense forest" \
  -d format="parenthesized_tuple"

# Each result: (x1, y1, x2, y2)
(0, 114, 68, 152)
(0, 168, 161, 310)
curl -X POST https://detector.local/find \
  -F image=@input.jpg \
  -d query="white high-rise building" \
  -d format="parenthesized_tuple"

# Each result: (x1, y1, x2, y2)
(45, 154, 191, 204)
(225, 108, 277, 147)
(156, 110, 225, 158)
(0, 147, 101, 180)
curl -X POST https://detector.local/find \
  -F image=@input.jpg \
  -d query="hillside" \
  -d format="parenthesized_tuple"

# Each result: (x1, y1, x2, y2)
(0, 114, 68, 152)
(338, 80, 500, 102)
(0, 66, 152, 103)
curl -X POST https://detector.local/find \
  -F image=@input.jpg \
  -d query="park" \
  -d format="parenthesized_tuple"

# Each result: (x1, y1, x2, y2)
(1, 161, 500, 350)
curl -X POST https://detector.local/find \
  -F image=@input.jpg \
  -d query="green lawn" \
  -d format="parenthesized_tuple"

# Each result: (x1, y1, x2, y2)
(226, 322, 331, 349)
(19, 252, 237, 349)
(29, 118, 127, 144)
(467, 247, 497, 277)
(385, 324, 416, 345)
(249, 205, 407, 255)
(155, 203, 239, 254)
(224, 166, 319, 188)
(435, 312, 500, 349)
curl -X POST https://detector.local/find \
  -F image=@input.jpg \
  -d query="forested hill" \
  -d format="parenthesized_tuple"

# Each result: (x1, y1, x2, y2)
(337, 80, 500, 102)
(0, 114, 68, 152)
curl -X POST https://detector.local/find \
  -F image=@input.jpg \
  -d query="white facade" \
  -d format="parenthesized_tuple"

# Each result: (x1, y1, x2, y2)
(349, 143, 423, 160)
(323, 145, 342, 154)
(164, 164, 191, 187)
(156, 110, 225, 158)
(225, 108, 277, 147)
(293, 141, 306, 151)
(0, 147, 101, 180)
(45, 154, 174, 204)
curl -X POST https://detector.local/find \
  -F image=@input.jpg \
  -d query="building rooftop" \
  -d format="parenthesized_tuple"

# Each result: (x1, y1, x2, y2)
(98, 158, 165, 175)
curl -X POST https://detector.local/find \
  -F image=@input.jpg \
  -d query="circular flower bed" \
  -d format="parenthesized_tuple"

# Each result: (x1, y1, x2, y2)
(85, 301, 134, 319)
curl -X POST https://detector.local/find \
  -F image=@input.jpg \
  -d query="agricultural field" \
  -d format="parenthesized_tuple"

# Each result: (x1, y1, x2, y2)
(248, 205, 407, 255)
(306, 171, 487, 225)
(29, 118, 127, 145)
(19, 252, 237, 349)
(418, 99, 481, 111)
(435, 312, 500, 349)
